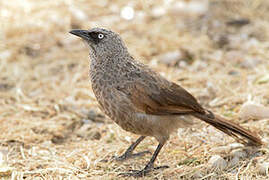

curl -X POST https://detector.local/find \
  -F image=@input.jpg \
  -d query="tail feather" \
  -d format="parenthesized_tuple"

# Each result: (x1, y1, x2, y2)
(192, 110, 262, 146)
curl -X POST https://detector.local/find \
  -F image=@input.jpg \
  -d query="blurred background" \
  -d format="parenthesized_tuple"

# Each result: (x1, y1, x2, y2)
(1, 0, 269, 179)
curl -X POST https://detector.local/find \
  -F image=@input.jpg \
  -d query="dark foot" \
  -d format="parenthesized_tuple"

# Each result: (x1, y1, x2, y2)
(119, 165, 169, 177)
(113, 150, 151, 161)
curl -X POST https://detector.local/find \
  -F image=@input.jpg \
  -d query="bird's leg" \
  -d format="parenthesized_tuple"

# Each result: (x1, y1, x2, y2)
(114, 136, 151, 161)
(119, 142, 169, 177)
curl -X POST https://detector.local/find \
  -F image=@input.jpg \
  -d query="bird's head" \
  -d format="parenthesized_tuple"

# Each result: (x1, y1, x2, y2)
(69, 28, 128, 58)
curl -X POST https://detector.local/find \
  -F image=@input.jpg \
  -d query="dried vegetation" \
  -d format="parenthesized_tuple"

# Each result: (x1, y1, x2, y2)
(0, 0, 269, 179)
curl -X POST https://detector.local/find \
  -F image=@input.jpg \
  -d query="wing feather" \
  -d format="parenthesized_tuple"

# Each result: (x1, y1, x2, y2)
(117, 69, 205, 115)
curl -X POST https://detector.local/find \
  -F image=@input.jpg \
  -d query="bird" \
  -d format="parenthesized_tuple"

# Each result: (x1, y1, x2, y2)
(69, 28, 262, 177)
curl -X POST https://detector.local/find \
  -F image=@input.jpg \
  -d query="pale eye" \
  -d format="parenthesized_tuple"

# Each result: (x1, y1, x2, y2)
(98, 33, 104, 39)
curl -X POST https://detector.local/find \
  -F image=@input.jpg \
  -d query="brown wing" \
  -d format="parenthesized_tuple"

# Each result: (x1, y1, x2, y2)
(118, 69, 205, 115)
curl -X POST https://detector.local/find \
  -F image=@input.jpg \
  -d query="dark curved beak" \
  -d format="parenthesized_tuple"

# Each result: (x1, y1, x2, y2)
(69, 29, 89, 40)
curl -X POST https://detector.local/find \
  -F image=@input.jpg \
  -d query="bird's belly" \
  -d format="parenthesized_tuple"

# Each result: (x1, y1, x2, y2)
(117, 113, 194, 138)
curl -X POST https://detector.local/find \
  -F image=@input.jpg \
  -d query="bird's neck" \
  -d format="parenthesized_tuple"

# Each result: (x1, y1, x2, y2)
(89, 51, 136, 81)
(90, 48, 133, 68)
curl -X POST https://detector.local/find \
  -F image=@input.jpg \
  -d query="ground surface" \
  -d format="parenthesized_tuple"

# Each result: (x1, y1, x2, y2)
(1, 0, 269, 179)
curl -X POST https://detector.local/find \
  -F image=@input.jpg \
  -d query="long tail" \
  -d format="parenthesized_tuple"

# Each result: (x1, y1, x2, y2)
(192, 110, 262, 146)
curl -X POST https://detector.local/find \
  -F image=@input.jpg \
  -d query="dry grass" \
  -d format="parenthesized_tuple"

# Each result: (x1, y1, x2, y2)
(0, 0, 269, 179)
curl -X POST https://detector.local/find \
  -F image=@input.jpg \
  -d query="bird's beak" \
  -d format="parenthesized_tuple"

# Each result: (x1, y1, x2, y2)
(69, 29, 90, 40)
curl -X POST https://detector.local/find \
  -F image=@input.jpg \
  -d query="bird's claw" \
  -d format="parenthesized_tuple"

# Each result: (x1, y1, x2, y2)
(119, 165, 169, 177)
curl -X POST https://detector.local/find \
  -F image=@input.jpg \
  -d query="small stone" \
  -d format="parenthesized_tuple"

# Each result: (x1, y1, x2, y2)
(121, 6, 134, 20)
(240, 56, 261, 69)
(69, 7, 87, 21)
(86, 109, 106, 123)
(89, 131, 101, 140)
(158, 49, 193, 66)
(76, 124, 101, 140)
(76, 124, 92, 137)
(51, 134, 66, 144)
(229, 156, 240, 167)
(257, 162, 269, 176)
(239, 102, 269, 120)
(158, 51, 181, 66)
(208, 155, 227, 171)
(231, 149, 247, 159)
(192, 170, 203, 178)
(124, 136, 131, 142)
